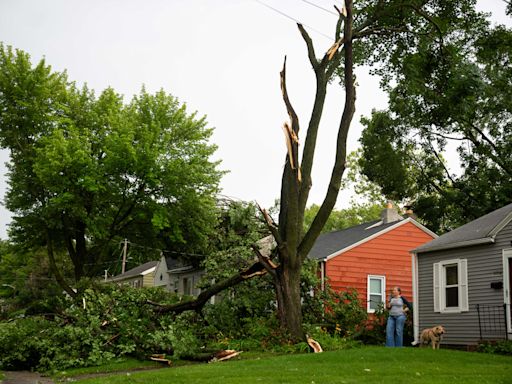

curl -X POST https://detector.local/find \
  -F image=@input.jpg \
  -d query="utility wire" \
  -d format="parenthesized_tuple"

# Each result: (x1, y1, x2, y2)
(298, 0, 338, 16)
(253, 0, 334, 41)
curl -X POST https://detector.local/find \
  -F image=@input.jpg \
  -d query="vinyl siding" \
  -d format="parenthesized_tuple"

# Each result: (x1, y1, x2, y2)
(417, 219, 512, 345)
(326, 221, 434, 307)
(143, 272, 155, 287)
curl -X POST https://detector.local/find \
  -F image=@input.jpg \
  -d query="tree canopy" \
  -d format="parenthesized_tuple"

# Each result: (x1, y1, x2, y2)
(0, 45, 223, 293)
(358, 15, 512, 232)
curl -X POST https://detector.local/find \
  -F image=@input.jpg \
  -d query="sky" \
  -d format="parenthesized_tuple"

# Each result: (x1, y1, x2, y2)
(0, 0, 509, 239)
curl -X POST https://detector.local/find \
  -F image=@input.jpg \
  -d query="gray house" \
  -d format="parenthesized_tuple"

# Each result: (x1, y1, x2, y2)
(412, 203, 512, 346)
(153, 255, 204, 296)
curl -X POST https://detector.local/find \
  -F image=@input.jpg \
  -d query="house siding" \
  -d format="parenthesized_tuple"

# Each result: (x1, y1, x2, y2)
(327, 221, 435, 306)
(417, 219, 512, 345)
(153, 257, 172, 290)
(142, 272, 155, 288)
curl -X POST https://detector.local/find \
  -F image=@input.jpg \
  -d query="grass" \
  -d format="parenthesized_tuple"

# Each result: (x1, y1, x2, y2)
(50, 357, 164, 380)
(74, 347, 512, 384)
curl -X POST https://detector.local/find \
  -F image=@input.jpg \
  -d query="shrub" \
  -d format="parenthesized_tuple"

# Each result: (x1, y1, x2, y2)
(303, 287, 367, 338)
(477, 340, 512, 355)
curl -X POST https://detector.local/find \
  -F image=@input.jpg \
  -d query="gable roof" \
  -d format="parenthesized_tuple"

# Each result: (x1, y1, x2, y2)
(414, 202, 512, 254)
(109, 260, 158, 282)
(308, 217, 435, 261)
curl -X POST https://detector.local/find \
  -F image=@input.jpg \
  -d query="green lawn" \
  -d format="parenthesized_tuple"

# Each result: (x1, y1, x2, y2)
(74, 347, 512, 384)
(51, 358, 163, 380)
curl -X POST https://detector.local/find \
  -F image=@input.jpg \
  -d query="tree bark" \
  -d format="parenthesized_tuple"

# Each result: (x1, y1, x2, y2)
(273, 261, 304, 341)
(47, 231, 77, 298)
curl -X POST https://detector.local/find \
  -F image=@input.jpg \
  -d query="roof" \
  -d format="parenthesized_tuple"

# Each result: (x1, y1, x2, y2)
(308, 217, 435, 261)
(414, 202, 512, 253)
(164, 257, 181, 270)
(109, 260, 158, 282)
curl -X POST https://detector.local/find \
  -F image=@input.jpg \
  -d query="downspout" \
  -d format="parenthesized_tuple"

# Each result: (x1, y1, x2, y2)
(411, 251, 419, 344)
(321, 259, 326, 292)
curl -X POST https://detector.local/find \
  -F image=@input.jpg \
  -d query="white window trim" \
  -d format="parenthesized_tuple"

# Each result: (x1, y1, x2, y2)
(367, 275, 386, 313)
(433, 258, 469, 313)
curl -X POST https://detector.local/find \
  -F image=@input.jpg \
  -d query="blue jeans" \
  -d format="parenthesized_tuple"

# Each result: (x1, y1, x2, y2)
(386, 314, 406, 347)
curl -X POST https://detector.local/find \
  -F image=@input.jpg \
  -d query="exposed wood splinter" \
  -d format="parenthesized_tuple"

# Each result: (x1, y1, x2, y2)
(307, 336, 323, 353)
(326, 36, 344, 60)
(282, 121, 299, 169)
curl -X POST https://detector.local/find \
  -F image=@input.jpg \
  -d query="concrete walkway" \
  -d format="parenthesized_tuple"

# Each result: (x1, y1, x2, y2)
(1, 371, 54, 384)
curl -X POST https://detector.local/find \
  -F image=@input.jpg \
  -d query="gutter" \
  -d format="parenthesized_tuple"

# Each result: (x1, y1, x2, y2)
(413, 237, 494, 254)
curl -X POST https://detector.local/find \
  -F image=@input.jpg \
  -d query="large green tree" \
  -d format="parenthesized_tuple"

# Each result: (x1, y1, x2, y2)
(0, 45, 223, 295)
(358, 14, 512, 232)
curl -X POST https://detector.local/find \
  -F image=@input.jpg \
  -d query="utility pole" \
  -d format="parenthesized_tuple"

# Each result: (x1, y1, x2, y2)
(122, 238, 128, 274)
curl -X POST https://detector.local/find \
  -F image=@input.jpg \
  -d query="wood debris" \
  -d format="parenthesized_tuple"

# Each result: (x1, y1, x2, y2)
(150, 354, 172, 366)
(209, 350, 242, 363)
(307, 336, 323, 353)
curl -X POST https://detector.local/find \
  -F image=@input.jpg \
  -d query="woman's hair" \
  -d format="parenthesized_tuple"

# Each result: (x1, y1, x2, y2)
(394, 286, 401, 293)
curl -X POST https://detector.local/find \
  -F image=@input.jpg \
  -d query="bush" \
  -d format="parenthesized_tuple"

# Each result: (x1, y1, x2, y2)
(477, 340, 512, 355)
(303, 287, 367, 338)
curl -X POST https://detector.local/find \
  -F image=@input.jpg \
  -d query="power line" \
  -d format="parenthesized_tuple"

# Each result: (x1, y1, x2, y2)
(126, 241, 207, 259)
(253, 0, 334, 41)
(298, 0, 338, 16)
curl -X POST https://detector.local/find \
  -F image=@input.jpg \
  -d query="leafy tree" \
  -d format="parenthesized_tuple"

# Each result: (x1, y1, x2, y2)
(358, 17, 512, 232)
(303, 203, 382, 234)
(0, 45, 223, 295)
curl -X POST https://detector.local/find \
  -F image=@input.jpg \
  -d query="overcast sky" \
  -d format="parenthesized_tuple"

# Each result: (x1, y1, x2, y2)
(0, 0, 509, 239)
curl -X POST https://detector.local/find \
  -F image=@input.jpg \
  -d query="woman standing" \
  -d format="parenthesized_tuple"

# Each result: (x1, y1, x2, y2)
(385, 286, 411, 347)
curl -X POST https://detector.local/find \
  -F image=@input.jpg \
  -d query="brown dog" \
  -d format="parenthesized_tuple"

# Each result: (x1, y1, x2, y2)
(420, 325, 446, 349)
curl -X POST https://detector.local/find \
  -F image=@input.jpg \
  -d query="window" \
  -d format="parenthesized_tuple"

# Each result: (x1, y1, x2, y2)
(367, 275, 385, 313)
(433, 259, 468, 313)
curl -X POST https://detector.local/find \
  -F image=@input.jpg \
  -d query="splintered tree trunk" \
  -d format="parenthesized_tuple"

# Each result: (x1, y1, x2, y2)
(274, 261, 304, 341)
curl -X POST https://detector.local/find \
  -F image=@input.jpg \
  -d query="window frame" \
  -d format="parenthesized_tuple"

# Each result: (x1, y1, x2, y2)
(433, 259, 469, 313)
(367, 275, 386, 313)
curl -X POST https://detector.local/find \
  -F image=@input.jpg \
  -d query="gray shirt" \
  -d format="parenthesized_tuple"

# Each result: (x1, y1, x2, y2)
(389, 297, 405, 317)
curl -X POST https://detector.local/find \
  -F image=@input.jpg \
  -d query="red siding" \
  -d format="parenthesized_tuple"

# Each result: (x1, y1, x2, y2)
(325, 221, 434, 305)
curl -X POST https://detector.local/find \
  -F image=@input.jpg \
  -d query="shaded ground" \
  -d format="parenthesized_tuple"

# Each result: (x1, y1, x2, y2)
(2, 366, 169, 383)
(1, 371, 54, 384)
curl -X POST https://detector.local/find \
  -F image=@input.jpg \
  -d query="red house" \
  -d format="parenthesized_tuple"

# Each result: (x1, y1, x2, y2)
(308, 204, 436, 312)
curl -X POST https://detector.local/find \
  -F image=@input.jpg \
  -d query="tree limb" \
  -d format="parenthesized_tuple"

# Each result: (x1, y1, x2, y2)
(147, 261, 267, 314)
(47, 230, 76, 298)
(299, 0, 356, 260)
(297, 24, 319, 71)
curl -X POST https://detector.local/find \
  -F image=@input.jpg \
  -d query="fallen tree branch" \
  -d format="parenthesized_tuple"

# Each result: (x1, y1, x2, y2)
(147, 261, 268, 314)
